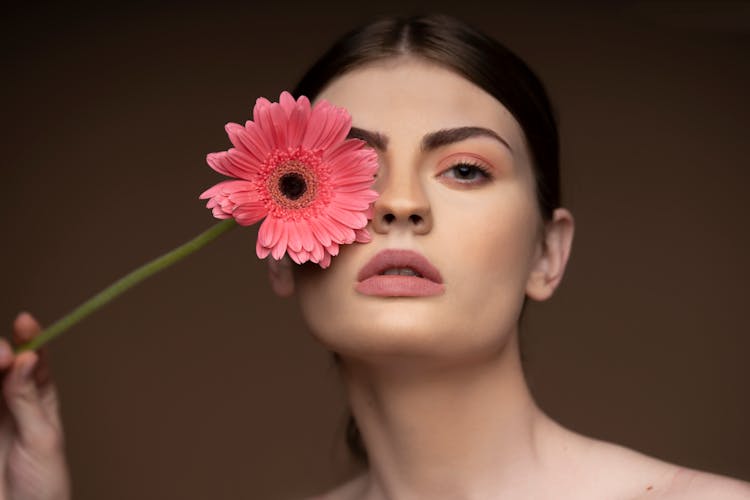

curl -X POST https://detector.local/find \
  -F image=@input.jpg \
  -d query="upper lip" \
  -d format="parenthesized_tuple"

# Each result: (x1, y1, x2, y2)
(357, 249, 444, 284)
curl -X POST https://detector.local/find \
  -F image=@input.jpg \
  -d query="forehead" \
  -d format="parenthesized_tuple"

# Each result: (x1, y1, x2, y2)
(315, 58, 526, 154)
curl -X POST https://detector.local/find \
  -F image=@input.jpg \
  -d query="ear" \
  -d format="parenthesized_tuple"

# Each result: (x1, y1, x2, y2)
(525, 207, 575, 301)
(267, 254, 295, 297)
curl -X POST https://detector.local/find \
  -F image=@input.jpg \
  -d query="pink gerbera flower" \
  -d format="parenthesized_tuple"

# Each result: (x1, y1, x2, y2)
(199, 91, 379, 268)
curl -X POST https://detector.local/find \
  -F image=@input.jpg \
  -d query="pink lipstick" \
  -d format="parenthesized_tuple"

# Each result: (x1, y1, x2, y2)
(355, 249, 445, 297)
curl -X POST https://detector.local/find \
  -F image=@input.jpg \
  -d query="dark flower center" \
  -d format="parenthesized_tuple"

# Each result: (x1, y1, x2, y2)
(279, 172, 307, 200)
(266, 158, 322, 211)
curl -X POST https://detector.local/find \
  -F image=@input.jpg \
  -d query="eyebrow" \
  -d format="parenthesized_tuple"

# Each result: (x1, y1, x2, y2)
(347, 126, 513, 154)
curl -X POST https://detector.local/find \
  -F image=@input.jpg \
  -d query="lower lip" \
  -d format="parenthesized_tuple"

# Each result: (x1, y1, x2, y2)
(355, 275, 446, 297)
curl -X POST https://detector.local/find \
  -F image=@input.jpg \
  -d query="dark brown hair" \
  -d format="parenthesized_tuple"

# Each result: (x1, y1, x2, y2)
(291, 13, 561, 466)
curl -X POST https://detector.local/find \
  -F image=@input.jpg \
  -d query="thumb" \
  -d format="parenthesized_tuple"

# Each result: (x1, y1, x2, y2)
(3, 352, 58, 451)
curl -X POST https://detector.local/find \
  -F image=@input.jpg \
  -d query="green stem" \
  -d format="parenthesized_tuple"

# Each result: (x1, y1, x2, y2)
(14, 218, 238, 353)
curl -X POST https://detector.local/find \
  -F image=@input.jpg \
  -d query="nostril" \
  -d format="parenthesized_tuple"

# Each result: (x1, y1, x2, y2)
(382, 213, 425, 225)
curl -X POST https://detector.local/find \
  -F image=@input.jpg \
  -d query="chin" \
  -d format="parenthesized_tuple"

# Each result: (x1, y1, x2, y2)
(310, 321, 436, 354)
(306, 318, 501, 366)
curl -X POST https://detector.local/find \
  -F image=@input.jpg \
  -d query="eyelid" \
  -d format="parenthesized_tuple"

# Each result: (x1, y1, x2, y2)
(437, 153, 496, 176)
(435, 160, 493, 189)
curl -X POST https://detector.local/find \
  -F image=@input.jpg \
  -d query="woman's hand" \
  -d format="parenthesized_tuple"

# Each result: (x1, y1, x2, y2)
(0, 312, 70, 500)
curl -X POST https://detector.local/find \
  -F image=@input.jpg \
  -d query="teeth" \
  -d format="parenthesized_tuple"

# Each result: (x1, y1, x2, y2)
(381, 267, 423, 277)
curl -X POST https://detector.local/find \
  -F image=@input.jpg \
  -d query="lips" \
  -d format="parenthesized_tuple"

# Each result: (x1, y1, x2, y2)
(355, 248, 445, 297)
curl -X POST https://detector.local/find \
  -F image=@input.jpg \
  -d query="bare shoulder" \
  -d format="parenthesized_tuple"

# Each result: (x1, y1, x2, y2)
(304, 424, 750, 499)
(654, 468, 750, 499)
(579, 436, 750, 499)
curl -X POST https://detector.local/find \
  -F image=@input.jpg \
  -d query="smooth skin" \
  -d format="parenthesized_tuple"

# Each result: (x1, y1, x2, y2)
(268, 57, 750, 500)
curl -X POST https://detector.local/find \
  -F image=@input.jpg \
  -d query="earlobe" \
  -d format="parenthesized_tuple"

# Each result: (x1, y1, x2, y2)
(525, 208, 575, 301)
(267, 255, 295, 297)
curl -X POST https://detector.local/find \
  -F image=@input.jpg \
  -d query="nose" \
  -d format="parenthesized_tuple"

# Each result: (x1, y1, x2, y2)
(370, 165, 433, 235)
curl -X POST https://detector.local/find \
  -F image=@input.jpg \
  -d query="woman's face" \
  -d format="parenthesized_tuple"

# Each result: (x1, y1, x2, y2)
(282, 58, 551, 364)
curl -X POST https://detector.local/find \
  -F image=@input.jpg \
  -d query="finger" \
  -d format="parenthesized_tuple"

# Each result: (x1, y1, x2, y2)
(33, 345, 53, 387)
(8, 314, 61, 433)
(0, 338, 14, 371)
(12, 312, 52, 386)
(2, 351, 57, 449)
(13, 311, 42, 344)
(37, 380, 62, 431)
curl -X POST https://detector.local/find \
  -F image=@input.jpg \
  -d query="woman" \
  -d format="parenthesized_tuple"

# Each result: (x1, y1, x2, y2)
(1, 14, 748, 500)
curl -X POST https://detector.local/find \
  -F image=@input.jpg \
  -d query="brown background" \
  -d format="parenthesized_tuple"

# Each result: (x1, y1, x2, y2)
(1, 1, 748, 498)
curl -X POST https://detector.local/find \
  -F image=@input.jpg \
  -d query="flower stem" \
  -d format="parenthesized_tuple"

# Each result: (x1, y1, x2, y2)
(14, 218, 238, 353)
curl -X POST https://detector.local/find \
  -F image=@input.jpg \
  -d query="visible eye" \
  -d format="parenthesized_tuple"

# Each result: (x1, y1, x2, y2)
(440, 161, 493, 185)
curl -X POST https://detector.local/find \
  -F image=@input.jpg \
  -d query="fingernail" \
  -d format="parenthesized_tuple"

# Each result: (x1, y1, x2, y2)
(0, 343, 9, 363)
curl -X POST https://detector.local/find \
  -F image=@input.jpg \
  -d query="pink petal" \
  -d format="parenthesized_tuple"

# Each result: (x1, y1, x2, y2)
(297, 250, 311, 263)
(330, 166, 378, 184)
(286, 221, 303, 253)
(243, 120, 274, 159)
(268, 103, 289, 149)
(199, 180, 254, 200)
(205, 151, 234, 177)
(253, 98, 278, 145)
(327, 206, 367, 229)
(256, 237, 272, 259)
(228, 191, 262, 205)
(258, 216, 283, 249)
(290, 96, 311, 147)
(271, 223, 289, 260)
(342, 227, 357, 244)
(225, 122, 267, 165)
(233, 202, 267, 226)
(316, 216, 348, 242)
(364, 204, 375, 219)
(355, 228, 371, 243)
(328, 145, 379, 179)
(319, 253, 332, 269)
(333, 175, 382, 186)
(330, 194, 371, 211)
(296, 95, 312, 116)
(326, 242, 340, 256)
(301, 100, 351, 151)
(315, 107, 351, 150)
(310, 243, 324, 263)
(364, 189, 380, 203)
(211, 208, 232, 219)
(253, 97, 272, 124)
(296, 222, 316, 252)
(287, 249, 303, 265)
(286, 104, 307, 148)
(301, 101, 329, 150)
(323, 217, 356, 244)
(331, 182, 378, 193)
(225, 148, 261, 178)
(324, 138, 365, 163)
(305, 104, 333, 149)
(309, 219, 333, 247)
(279, 91, 297, 117)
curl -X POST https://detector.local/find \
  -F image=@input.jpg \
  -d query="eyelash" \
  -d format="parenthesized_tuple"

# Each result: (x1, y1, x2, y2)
(370, 160, 494, 185)
(441, 160, 494, 185)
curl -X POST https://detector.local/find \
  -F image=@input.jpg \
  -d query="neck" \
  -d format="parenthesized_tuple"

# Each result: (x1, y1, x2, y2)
(338, 332, 552, 500)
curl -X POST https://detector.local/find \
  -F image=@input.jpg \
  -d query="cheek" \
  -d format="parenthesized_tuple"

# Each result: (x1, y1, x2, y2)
(437, 188, 540, 337)
(440, 184, 538, 278)
(291, 243, 368, 347)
